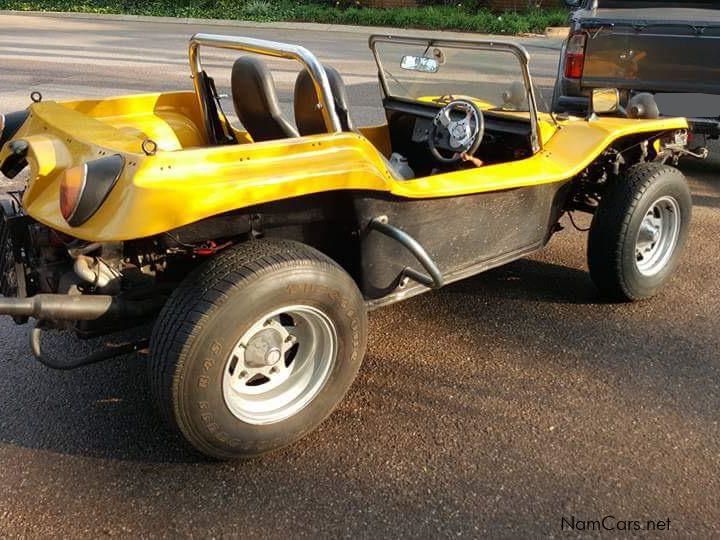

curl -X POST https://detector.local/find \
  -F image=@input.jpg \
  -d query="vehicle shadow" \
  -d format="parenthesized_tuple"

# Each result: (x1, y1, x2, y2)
(693, 193, 720, 209)
(445, 257, 601, 306)
(408, 280, 719, 419)
(680, 154, 720, 209)
(0, 323, 202, 464)
(0, 258, 594, 464)
(0, 256, 625, 464)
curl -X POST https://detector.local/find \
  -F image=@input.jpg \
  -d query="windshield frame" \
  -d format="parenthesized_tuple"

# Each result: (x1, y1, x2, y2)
(369, 35, 543, 153)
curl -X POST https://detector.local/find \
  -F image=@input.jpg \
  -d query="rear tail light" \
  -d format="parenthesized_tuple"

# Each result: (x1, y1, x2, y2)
(59, 163, 87, 223)
(564, 33, 587, 79)
(59, 155, 124, 226)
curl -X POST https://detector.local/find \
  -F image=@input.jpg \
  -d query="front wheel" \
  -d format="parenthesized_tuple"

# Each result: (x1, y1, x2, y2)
(587, 163, 692, 301)
(149, 239, 368, 460)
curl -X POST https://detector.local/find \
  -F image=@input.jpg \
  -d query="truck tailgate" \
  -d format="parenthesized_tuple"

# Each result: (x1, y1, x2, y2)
(581, 21, 720, 94)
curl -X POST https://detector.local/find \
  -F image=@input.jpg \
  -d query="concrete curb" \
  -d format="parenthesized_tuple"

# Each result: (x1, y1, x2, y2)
(545, 26, 570, 38)
(1, 10, 561, 41)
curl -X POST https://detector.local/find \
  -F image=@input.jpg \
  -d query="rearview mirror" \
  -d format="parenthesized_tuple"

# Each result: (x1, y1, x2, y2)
(592, 88, 620, 115)
(400, 55, 439, 74)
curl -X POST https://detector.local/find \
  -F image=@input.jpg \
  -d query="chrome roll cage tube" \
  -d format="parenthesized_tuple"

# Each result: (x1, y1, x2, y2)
(369, 35, 543, 154)
(188, 33, 342, 141)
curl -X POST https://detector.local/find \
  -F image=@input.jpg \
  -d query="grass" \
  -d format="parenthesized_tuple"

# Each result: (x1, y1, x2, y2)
(0, 1, 569, 34)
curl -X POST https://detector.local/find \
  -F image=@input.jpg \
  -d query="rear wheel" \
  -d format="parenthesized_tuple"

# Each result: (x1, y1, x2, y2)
(587, 163, 692, 301)
(149, 239, 368, 459)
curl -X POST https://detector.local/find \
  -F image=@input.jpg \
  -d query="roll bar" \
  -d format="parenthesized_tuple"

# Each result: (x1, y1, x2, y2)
(188, 33, 342, 138)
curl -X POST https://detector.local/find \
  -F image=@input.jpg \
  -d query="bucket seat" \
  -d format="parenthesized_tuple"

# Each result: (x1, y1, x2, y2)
(232, 56, 299, 142)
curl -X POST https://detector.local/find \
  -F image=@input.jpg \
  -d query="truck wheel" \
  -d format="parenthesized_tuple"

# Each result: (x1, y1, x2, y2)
(149, 239, 368, 460)
(588, 163, 692, 301)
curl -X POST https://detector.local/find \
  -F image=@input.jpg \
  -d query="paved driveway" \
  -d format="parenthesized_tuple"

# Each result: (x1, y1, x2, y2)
(0, 13, 718, 537)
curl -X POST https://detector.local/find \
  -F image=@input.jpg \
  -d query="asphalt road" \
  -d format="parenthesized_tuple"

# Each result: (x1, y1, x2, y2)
(0, 13, 719, 538)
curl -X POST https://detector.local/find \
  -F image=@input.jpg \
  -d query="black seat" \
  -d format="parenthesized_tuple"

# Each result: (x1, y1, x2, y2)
(294, 65, 355, 135)
(231, 56, 299, 142)
(294, 65, 409, 180)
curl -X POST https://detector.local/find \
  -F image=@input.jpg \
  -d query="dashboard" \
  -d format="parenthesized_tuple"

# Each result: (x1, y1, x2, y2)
(383, 99, 534, 172)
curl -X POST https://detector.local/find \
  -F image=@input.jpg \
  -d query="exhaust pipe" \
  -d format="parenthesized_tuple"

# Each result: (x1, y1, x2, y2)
(0, 294, 161, 321)
(0, 294, 163, 370)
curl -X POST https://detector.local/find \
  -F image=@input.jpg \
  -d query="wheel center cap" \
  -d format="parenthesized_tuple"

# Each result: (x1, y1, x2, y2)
(639, 222, 660, 248)
(245, 328, 283, 367)
(265, 348, 282, 366)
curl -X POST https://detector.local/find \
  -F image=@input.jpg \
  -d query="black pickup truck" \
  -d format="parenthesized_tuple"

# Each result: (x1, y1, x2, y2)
(554, 0, 720, 146)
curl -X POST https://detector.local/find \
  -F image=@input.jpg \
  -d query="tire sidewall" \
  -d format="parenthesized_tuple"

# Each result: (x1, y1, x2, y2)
(618, 169, 692, 298)
(174, 264, 366, 459)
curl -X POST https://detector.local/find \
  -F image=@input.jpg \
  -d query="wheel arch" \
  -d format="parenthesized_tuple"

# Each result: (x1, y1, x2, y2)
(154, 190, 365, 286)
(564, 128, 682, 214)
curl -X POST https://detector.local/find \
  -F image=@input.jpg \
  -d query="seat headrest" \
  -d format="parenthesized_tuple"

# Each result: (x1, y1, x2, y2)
(294, 65, 354, 136)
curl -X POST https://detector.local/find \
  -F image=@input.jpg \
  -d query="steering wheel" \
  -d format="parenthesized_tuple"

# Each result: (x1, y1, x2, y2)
(429, 99, 485, 164)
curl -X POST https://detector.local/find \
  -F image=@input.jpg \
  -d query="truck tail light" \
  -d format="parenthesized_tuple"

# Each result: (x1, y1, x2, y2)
(564, 33, 587, 79)
(60, 155, 124, 226)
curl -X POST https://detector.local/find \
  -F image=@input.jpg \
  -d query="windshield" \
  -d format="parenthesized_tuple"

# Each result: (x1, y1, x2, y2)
(373, 39, 534, 113)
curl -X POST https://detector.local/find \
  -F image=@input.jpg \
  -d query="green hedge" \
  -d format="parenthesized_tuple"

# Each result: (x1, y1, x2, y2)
(0, 1, 568, 34)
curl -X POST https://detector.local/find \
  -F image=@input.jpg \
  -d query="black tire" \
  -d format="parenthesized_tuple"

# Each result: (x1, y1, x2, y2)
(588, 163, 692, 302)
(149, 239, 368, 460)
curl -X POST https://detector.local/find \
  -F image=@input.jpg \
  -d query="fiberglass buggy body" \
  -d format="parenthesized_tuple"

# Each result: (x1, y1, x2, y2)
(0, 34, 694, 458)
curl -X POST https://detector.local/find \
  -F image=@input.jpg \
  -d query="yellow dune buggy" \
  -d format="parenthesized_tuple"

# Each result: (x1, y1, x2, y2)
(0, 34, 693, 459)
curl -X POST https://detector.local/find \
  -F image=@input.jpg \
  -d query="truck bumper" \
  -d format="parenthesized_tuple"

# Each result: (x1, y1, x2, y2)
(556, 95, 590, 115)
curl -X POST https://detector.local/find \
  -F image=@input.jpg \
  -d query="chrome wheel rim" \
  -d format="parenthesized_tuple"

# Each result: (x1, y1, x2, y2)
(222, 305, 337, 425)
(634, 195, 681, 277)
